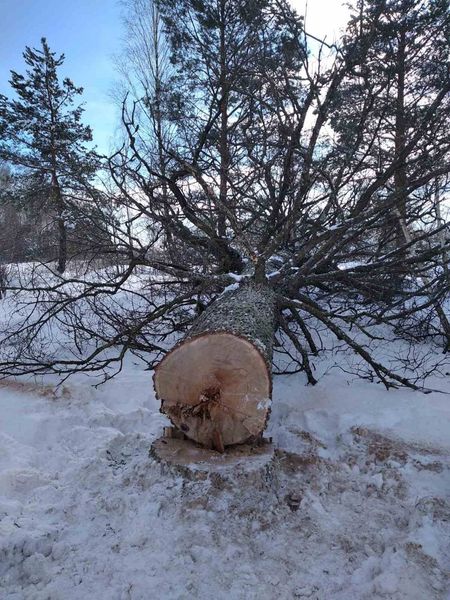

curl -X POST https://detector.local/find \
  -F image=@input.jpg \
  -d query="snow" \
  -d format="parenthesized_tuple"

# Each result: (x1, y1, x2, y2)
(227, 273, 244, 282)
(337, 261, 364, 270)
(221, 281, 240, 294)
(1, 354, 449, 598)
(222, 273, 244, 293)
(256, 398, 271, 411)
(267, 270, 281, 279)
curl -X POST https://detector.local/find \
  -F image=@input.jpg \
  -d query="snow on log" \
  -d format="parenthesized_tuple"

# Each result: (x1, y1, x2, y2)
(154, 283, 277, 450)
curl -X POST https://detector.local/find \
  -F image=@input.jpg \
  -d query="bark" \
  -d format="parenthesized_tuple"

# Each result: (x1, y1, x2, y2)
(0, 265, 6, 299)
(154, 283, 277, 450)
(218, 0, 230, 240)
(57, 212, 67, 274)
(52, 172, 67, 274)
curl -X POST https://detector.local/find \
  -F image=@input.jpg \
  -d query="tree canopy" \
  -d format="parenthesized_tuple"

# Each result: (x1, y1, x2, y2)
(0, 0, 448, 389)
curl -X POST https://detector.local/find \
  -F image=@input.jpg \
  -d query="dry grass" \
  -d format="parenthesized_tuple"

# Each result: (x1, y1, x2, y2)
(0, 378, 71, 399)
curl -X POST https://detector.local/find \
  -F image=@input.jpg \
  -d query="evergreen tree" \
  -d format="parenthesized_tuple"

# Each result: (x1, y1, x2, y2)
(327, 0, 450, 341)
(0, 38, 96, 272)
(155, 0, 303, 252)
(330, 0, 450, 253)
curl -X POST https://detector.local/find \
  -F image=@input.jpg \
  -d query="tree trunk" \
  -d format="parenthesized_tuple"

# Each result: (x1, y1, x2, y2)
(217, 0, 230, 241)
(51, 170, 66, 275)
(154, 283, 277, 450)
(0, 265, 6, 299)
(57, 213, 67, 274)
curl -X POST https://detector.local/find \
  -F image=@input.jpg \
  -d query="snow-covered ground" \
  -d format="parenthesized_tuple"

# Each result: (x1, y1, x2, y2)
(1, 353, 449, 599)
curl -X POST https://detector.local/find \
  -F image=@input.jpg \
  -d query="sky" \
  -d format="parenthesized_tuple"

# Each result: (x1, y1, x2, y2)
(0, 0, 350, 154)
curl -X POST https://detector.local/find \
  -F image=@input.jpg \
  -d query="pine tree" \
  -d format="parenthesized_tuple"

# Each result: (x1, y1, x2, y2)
(0, 38, 96, 273)
(327, 0, 450, 342)
(156, 0, 303, 252)
(331, 0, 450, 253)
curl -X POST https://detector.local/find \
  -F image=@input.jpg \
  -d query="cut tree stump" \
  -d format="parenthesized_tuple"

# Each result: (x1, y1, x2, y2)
(154, 283, 276, 450)
(150, 436, 276, 487)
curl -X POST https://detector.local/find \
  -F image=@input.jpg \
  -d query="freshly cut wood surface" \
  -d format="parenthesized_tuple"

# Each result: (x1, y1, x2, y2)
(154, 284, 276, 449)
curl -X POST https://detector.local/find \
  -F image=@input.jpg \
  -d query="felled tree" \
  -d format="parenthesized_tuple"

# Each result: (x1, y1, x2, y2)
(0, 1, 449, 444)
(0, 38, 97, 273)
(154, 283, 277, 449)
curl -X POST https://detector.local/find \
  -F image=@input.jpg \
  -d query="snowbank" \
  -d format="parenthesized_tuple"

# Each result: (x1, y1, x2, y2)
(0, 355, 449, 599)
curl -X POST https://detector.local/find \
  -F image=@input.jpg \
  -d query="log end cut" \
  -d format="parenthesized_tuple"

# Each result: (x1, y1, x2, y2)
(154, 332, 272, 449)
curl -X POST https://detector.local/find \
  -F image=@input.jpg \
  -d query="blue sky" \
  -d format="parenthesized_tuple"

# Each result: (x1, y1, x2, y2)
(0, 0, 123, 153)
(1, 1, 349, 155)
